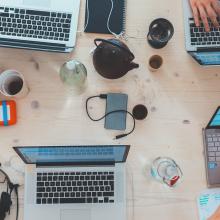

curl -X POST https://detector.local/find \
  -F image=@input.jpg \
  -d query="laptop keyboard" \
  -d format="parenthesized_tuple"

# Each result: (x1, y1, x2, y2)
(0, 6, 72, 41)
(189, 18, 220, 46)
(36, 171, 115, 204)
(207, 134, 220, 162)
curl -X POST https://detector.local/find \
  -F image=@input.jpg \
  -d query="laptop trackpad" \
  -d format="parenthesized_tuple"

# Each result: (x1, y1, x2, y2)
(23, 0, 51, 7)
(61, 209, 91, 220)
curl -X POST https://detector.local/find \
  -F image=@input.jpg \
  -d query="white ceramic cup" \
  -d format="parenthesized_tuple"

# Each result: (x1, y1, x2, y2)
(148, 55, 163, 72)
(0, 70, 29, 98)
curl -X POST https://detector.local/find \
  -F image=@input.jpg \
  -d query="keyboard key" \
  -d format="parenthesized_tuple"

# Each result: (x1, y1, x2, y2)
(37, 182, 44, 187)
(37, 187, 45, 192)
(208, 142, 215, 147)
(0, 13, 9, 17)
(37, 193, 42, 198)
(53, 198, 59, 203)
(47, 198, 52, 204)
(209, 157, 215, 162)
(26, 10, 50, 16)
(104, 197, 109, 203)
(103, 192, 114, 197)
(63, 29, 70, 33)
(70, 192, 75, 197)
(44, 192, 48, 197)
(93, 198, 98, 203)
(208, 147, 217, 151)
(107, 175, 114, 180)
(60, 198, 86, 203)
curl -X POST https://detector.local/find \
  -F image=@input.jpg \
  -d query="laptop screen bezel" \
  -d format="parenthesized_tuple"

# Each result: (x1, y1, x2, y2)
(206, 106, 220, 129)
(13, 145, 130, 165)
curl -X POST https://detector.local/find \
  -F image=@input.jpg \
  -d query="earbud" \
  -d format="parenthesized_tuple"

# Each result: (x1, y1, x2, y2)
(0, 192, 12, 220)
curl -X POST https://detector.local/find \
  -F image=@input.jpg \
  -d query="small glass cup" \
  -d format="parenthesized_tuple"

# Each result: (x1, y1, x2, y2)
(60, 60, 87, 94)
(147, 18, 174, 49)
(151, 157, 183, 187)
(0, 69, 29, 99)
(148, 55, 163, 72)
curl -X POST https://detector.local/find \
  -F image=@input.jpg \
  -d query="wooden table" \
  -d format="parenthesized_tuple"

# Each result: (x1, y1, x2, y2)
(1, 0, 220, 219)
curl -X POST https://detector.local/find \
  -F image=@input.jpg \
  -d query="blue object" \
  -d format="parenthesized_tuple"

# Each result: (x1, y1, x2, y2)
(2, 101, 8, 126)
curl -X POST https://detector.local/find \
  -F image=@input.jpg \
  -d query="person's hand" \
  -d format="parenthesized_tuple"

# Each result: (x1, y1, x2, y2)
(190, 0, 220, 32)
(208, 206, 220, 220)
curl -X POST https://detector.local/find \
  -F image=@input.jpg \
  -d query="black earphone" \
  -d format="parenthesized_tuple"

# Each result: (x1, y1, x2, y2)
(0, 164, 19, 220)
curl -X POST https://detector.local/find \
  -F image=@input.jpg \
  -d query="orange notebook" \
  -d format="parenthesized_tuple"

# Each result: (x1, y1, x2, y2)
(0, 100, 17, 126)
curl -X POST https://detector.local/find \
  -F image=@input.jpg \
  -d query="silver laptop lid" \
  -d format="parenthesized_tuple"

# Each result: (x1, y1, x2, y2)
(182, 0, 194, 51)
(13, 145, 130, 165)
(0, 0, 80, 52)
(0, 0, 75, 13)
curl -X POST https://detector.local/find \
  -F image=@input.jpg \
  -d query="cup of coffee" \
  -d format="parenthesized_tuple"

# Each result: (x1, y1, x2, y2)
(148, 55, 163, 72)
(0, 70, 29, 98)
(147, 18, 174, 49)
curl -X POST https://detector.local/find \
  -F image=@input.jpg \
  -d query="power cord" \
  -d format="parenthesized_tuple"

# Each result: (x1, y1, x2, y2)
(86, 94, 136, 139)
(14, 185, 19, 220)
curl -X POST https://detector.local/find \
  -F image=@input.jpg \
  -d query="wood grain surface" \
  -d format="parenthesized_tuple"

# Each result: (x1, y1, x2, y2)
(0, 0, 219, 219)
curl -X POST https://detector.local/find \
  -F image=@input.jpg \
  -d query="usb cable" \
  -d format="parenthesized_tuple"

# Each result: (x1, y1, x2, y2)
(85, 94, 136, 139)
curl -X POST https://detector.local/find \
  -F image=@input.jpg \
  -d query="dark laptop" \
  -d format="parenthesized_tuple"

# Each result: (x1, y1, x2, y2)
(203, 107, 220, 187)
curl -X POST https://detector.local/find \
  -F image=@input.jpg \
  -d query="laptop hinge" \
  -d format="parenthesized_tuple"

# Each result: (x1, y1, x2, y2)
(36, 162, 115, 167)
(197, 47, 220, 52)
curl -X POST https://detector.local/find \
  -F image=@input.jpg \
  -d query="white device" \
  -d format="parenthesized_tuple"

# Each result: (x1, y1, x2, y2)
(0, 0, 80, 52)
(14, 145, 130, 220)
(182, 0, 220, 65)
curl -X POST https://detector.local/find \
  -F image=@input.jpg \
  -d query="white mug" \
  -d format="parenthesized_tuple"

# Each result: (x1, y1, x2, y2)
(0, 70, 29, 98)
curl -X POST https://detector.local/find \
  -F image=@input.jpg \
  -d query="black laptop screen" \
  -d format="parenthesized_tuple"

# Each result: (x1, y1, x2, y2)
(190, 52, 220, 65)
(14, 145, 130, 164)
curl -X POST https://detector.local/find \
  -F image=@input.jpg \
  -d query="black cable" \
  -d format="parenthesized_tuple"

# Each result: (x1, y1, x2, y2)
(86, 94, 136, 139)
(14, 185, 19, 220)
(0, 166, 19, 220)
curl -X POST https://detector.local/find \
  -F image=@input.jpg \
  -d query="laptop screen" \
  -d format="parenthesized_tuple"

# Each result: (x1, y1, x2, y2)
(207, 107, 220, 128)
(14, 145, 130, 164)
(190, 52, 220, 65)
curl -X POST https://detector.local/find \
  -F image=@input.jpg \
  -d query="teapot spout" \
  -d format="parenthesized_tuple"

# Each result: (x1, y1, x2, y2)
(128, 62, 139, 71)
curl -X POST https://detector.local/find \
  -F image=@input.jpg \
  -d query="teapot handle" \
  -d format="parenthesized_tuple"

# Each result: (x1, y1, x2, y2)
(94, 38, 134, 59)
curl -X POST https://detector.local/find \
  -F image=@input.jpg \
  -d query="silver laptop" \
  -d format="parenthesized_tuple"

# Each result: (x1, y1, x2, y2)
(203, 107, 220, 187)
(182, 0, 220, 65)
(0, 0, 80, 52)
(14, 145, 130, 220)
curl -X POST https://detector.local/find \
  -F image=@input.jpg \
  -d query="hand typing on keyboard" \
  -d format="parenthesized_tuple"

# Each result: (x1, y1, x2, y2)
(189, 0, 220, 32)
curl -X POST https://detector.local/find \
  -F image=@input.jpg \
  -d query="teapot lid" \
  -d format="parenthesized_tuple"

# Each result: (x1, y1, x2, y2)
(94, 38, 135, 60)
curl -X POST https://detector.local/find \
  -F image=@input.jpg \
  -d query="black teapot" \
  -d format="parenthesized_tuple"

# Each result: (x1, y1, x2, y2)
(93, 38, 139, 79)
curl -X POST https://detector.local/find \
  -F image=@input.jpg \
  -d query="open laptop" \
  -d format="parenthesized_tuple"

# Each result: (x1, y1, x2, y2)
(0, 0, 80, 52)
(14, 145, 130, 220)
(203, 107, 220, 187)
(182, 0, 220, 65)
